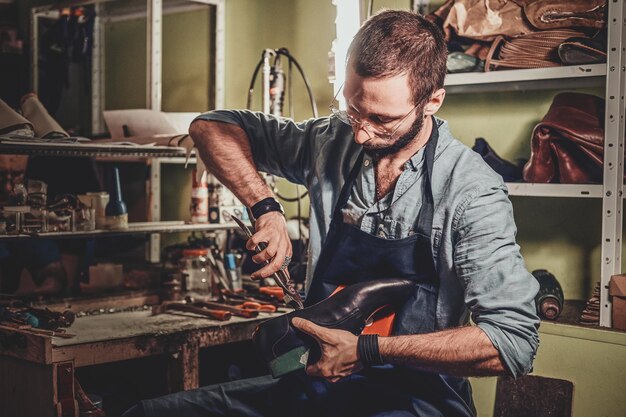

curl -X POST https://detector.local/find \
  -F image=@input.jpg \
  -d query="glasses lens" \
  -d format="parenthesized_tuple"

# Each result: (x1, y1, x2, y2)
(330, 107, 353, 126)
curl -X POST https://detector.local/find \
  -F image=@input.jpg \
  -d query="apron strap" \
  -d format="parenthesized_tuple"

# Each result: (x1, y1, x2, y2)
(415, 117, 439, 236)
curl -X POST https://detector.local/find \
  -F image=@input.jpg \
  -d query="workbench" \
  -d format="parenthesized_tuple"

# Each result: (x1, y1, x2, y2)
(0, 307, 278, 417)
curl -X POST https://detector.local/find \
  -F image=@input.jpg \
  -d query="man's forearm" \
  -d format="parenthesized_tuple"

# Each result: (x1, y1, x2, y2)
(189, 119, 273, 206)
(379, 326, 507, 376)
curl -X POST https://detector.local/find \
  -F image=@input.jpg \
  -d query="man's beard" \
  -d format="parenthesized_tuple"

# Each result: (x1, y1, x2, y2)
(363, 109, 426, 160)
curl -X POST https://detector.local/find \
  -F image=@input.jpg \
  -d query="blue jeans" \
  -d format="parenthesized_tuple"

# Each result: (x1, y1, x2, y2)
(122, 367, 472, 417)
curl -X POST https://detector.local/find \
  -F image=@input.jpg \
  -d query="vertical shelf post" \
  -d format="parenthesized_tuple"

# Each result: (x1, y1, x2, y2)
(147, 0, 162, 111)
(600, 0, 626, 327)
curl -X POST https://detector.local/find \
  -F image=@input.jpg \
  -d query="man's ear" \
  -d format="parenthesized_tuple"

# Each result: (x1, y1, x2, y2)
(424, 88, 446, 116)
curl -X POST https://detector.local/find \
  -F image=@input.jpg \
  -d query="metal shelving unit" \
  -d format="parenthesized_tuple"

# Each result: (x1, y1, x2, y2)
(0, 221, 242, 240)
(0, 138, 187, 158)
(445, 64, 606, 93)
(505, 183, 604, 199)
(22, 0, 227, 263)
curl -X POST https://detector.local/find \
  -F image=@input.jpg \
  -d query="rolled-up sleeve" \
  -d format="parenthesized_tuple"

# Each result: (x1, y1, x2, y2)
(194, 110, 331, 185)
(452, 184, 540, 378)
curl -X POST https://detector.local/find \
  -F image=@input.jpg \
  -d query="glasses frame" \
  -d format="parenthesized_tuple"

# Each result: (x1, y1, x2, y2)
(329, 86, 420, 140)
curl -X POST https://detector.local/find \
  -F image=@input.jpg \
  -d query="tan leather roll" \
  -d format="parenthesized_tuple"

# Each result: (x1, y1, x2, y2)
(20, 92, 69, 138)
(0, 98, 33, 136)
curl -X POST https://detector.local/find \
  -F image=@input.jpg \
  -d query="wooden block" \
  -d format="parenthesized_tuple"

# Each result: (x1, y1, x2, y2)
(494, 375, 573, 417)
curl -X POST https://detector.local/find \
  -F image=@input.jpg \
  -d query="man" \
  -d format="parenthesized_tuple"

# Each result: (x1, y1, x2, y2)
(125, 10, 539, 417)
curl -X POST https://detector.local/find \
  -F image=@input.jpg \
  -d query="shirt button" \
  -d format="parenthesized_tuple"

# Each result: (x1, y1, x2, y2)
(364, 159, 370, 167)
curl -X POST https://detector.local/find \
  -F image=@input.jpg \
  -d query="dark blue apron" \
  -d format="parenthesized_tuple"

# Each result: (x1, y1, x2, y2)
(300, 123, 476, 417)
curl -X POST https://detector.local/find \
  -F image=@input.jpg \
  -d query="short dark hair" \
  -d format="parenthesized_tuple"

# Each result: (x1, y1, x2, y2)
(347, 10, 447, 105)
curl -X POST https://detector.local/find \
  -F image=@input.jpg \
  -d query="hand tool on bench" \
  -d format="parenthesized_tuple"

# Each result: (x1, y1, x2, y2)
(234, 301, 277, 313)
(231, 214, 304, 310)
(152, 301, 231, 321)
(259, 286, 285, 300)
(184, 297, 260, 318)
(221, 288, 280, 311)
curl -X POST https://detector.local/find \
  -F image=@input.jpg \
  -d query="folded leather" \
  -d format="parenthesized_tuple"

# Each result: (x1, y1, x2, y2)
(0, 98, 33, 136)
(558, 35, 607, 65)
(523, 92, 610, 184)
(253, 278, 416, 378)
(523, 0, 606, 30)
(20, 93, 69, 138)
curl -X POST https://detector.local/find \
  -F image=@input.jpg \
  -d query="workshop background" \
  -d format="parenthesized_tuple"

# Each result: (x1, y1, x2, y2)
(1, 0, 626, 416)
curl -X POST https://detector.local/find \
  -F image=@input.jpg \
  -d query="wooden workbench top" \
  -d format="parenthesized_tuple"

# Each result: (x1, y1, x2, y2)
(52, 310, 277, 347)
(1, 308, 284, 367)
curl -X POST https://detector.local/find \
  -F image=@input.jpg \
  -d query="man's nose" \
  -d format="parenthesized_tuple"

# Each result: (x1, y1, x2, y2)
(353, 124, 373, 145)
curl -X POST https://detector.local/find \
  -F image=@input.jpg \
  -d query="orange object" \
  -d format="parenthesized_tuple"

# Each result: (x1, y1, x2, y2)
(330, 284, 396, 337)
(236, 301, 277, 313)
(259, 286, 285, 300)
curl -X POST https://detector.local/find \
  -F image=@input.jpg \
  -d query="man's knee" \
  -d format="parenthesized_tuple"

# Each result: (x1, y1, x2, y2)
(121, 403, 145, 417)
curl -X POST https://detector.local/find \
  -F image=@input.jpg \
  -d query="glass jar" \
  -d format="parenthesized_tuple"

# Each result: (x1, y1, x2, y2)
(179, 248, 217, 299)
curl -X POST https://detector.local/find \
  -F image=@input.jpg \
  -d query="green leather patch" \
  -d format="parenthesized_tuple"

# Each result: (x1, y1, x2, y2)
(269, 346, 309, 378)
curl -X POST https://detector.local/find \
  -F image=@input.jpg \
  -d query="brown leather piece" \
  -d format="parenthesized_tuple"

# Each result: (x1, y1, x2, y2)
(550, 140, 600, 183)
(523, 126, 556, 183)
(524, 0, 606, 30)
(443, 0, 536, 41)
(523, 92, 613, 184)
(486, 29, 586, 71)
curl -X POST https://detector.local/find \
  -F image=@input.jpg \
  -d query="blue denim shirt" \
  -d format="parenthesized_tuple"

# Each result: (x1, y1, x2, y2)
(195, 110, 540, 378)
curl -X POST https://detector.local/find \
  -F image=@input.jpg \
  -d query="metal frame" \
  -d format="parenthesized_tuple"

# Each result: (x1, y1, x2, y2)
(30, 0, 226, 264)
(599, 0, 626, 327)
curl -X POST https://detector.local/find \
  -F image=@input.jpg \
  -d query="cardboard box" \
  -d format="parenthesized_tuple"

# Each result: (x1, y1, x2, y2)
(609, 274, 626, 330)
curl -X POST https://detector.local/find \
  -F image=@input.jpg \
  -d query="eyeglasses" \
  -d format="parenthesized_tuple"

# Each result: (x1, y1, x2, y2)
(329, 85, 419, 140)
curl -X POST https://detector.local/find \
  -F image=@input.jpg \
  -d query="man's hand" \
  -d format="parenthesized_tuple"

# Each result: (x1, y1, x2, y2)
(291, 317, 363, 382)
(247, 211, 293, 279)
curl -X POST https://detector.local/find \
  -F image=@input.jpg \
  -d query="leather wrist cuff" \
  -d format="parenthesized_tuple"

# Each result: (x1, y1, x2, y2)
(357, 334, 384, 367)
(250, 197, 284, 219)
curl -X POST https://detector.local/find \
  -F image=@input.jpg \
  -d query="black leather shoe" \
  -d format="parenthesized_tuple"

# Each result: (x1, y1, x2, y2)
(472, 137, 526, 182)
(252, 278, 416, 378)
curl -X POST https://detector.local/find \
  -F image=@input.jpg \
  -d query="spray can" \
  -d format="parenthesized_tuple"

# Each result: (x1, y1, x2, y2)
(190, 169, 208, 223)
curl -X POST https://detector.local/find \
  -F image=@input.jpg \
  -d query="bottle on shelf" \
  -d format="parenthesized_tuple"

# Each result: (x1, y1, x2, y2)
(190, 169, 208, 223)
(104, 165, 128, 229)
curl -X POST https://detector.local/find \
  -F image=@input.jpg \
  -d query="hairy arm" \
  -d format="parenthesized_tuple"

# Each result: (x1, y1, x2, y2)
(292, 319, 505, 381)
(379, 326, 506, 376)
(189, 119, 273, 206)
(189, 119, 291, 278)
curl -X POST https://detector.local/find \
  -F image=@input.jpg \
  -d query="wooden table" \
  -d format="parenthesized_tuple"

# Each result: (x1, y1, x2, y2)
(0, 309, 278, 417)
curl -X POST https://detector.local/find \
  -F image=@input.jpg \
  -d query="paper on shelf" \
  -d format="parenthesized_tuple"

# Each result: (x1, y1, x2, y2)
(103, 109, 179, 139)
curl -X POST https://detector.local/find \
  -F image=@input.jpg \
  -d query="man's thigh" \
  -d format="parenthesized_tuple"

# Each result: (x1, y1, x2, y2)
(132, 375, 278, 417)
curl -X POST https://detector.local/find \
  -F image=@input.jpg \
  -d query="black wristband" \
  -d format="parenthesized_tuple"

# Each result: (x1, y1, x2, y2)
(357, 334, 384, 367)
(250, 197, 284, 219)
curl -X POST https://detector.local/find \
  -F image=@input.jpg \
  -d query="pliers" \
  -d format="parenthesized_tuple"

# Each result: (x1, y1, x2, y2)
(231, 214, 304, 310)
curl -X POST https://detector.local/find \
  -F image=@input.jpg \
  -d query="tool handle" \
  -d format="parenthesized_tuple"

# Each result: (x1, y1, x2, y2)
(196, 301, 259, 318)
(171, 304, 232, 321)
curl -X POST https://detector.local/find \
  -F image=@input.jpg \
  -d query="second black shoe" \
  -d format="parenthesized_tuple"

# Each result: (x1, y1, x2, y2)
(252, 278, 416, 378)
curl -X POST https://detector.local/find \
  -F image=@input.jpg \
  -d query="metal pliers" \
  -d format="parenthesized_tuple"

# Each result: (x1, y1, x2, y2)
(231, 214, 304, 310)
